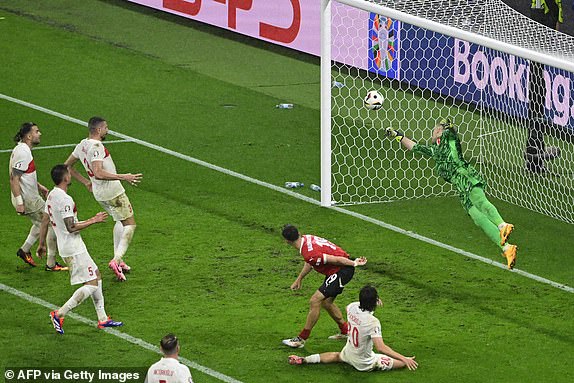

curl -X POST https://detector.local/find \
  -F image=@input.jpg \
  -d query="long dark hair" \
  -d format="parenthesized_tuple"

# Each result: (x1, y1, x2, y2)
(14, 122, 36, 143)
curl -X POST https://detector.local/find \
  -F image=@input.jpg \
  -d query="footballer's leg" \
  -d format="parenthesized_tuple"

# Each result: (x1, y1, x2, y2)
(51, 279, 98, 334)
(17, 218, 40, 266)
(91, 271, 123, 329)
(323, 298, 349, 340)
(468, 206, 517, 269)
(289, 353, 341, 365)
(283, 290, 325, 348)
(469, 187, 513, 245)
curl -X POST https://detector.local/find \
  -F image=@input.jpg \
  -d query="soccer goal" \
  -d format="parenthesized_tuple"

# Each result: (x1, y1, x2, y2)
(320, 0, 574, 224)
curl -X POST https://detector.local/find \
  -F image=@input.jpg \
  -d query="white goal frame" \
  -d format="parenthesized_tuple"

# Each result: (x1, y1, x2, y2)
(320, 0, 574, 219)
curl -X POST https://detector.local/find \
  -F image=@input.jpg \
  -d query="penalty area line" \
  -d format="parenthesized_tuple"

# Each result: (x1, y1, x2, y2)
(0, 282, 244, 383)
(1, 92, 572, 294)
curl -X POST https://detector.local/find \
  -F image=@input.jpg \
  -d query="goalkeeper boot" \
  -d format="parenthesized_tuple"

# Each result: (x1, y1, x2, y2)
(108, 260, 126, 281)
(499, 223, 514, 246)
(282, 336, 305, 348)
(50, 311, 64, 334)
(288, 355, 305, 365)
(502, 245, 517, 270)
(98, 317, 124, 329)
(17, 249, 36, 267)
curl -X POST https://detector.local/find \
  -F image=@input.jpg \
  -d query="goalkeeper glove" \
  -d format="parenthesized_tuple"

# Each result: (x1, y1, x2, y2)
(385, 127, 404, 143)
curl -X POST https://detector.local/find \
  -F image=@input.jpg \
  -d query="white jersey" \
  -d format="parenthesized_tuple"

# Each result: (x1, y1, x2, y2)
(72, 138, 125, 201)
(9, 142, 44, 213)
(341, 301, 383, 371)
(45, 187, 88, 257)
(145, 358, 193, 383)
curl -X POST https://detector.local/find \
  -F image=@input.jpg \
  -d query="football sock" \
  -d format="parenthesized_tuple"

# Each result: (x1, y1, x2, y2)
(91, 280, 108, 322)
(305, 354, 321, 364)
(46, 228, 58, 267)
(21, 225, 40, 253)
(113, 222, 123, 255)
(58, 284, 97, 317)
(338, 321, 349, 335)
(468, 206, 503, 249)
(299, 329, 311, 340)
(114, 225, 136, 262)
(469, 187, 504, 226)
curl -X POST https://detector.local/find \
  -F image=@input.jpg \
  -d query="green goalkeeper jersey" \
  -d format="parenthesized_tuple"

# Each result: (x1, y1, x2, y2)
(412, 128, 485, 211)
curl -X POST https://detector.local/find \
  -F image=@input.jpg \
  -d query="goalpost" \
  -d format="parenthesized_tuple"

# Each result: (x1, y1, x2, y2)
(320, 0, 574, 224)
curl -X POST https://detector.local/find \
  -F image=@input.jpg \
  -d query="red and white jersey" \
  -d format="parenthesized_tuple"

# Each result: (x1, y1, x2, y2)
(9, 142, 44, 213)
(45, 187, 88, 257)
(300, 234, 349, 276)
(72, 138, 125, 202)
(341, 301, 383, 371)
(145, 357, 193, 383)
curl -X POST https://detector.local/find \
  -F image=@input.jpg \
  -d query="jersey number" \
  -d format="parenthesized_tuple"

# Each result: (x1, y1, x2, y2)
(46, 205, 56, 227)
(83, 158, 95, 178)
(349, 324, 360, 348)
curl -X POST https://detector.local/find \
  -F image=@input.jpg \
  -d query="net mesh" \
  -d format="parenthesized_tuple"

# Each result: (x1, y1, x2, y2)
(329, 0, 574, 223)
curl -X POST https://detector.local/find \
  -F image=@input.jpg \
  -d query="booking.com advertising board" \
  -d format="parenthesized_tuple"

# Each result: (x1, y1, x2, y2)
(126, 0, 574, 131)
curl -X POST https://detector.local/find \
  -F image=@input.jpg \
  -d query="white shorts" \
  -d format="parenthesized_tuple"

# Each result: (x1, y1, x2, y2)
(63, 253, 98, 285)
(340, 346, 394, 372)
(98, 193, 134, 222)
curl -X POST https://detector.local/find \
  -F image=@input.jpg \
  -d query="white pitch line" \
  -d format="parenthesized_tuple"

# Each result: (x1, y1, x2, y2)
(0, 139, 133, 153)
(0, 282, 244, 383)
(1, 93, 572, 294)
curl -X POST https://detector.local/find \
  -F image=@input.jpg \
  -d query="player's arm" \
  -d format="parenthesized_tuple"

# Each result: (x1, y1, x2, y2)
(36, 213, 51, 258)
(63, 212, 108, 233)
(91, 160, 142, 185)
(64, 154, 92, 192)
(291, 262, 313, 290)
(9, 169, 25, 214)
(37, 182, 49, 198)
(324, 255, 367, 267)
(373, 337, 418, 371)
(385, 127, 416, 151)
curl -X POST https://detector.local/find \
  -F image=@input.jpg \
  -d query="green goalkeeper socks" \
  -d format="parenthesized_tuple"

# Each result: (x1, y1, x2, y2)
(469, 187, 504, 226)
(468, 206, 503, 249)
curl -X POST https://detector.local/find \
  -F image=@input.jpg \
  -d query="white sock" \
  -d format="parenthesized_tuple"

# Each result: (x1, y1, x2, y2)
(58, 284, 97, 317)
(497, 222, 507, 230)
(114, 225, 136, 262)
(90, 280, 108, 322)
(21, 225, 40, 253)
(46, 228, 58, 267)
(305, 354, 321, 364)
(113, 222, 123, 254)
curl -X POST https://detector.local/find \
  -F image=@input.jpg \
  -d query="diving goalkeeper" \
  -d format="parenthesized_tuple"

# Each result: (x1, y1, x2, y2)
(386, 119, 517, 269)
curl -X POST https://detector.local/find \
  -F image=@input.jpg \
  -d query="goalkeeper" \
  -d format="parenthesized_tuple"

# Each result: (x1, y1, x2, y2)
(386, 119, 517, 269)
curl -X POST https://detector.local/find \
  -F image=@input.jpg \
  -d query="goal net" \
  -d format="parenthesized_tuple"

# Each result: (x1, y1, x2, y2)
(322, 0, 574, 224)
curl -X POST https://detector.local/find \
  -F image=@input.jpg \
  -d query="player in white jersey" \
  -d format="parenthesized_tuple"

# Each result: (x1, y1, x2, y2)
(37, 165, 124, 334)
(145, 334, 194, 383)
(65, 116, 142, 281)
(288, 285, 418, 372)
(9, 122, 64, 271)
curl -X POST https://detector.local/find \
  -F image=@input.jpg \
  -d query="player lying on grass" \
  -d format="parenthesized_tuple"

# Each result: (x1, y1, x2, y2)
(386, 118, 517, 269)
(38, 165, 123, 334)
(288, 285, 418, 372)
(281, 224, 367, 349)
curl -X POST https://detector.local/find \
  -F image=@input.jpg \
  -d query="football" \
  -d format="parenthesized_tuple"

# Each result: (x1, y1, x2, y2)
(364, 90, 384, 110)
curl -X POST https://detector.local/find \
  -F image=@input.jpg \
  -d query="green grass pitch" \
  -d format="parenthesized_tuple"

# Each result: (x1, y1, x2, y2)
(0, 1, 573, 382)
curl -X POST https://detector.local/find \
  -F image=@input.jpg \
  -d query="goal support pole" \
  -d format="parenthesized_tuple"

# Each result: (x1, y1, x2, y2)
(320, 0, 333, 207)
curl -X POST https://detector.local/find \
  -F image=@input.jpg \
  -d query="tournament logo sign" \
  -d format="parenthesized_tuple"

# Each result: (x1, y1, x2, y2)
(368, 14, 400, 80)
